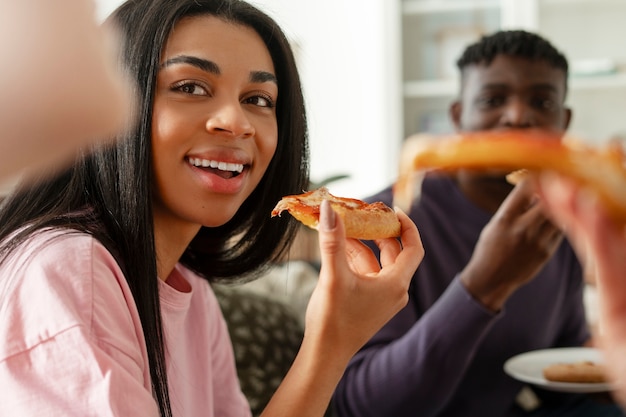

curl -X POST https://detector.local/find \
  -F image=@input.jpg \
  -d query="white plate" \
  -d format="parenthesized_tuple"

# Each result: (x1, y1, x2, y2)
(504, 347, 613, 393)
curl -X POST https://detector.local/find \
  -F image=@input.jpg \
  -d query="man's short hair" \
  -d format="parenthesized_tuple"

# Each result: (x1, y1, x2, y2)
(456, 30, 568, 76)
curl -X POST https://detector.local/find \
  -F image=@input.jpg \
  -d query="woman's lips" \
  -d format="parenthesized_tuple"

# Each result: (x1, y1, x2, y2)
(187, 157, 245, 175)
(186, 156, 249, 194)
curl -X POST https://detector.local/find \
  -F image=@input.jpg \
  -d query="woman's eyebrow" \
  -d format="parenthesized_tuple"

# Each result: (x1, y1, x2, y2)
(251, 70, 277, 85)
(161, 54, 277, 85)
(160, 55, 220, 74)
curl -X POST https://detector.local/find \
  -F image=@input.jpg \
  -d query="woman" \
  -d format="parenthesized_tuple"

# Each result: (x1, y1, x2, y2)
(0, 0, 423, 416)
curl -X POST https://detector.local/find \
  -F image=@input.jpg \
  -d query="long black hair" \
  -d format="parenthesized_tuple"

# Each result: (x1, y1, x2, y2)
(0, 0, 309, 415)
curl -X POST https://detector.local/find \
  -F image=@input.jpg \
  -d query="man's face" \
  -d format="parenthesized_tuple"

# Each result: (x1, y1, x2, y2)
(451, 55, 571, 132)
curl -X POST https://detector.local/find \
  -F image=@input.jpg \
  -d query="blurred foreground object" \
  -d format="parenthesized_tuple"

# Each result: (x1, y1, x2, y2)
(394, 130, 626, 224)
(392, 133, 433, 211)
(0, 0, 133, 183)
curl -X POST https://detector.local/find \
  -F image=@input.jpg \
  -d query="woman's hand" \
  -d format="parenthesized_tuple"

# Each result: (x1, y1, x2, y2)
(0, 0, 133, 182)
(304, 199, 424, 361)
(261, 200, 423, 417)
(537, 173, 626, 406)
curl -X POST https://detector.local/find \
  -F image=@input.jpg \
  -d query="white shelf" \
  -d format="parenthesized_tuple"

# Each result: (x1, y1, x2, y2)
(403, 79, 458, 98)
(402, 0, 500, 15)
(540, 0, 624, 6)
(404, 73, 626, 99)
(400, 0, 626, 140)
(570, 73, 626, 90)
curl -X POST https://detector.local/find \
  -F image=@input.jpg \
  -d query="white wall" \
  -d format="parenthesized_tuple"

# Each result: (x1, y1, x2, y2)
(95, 0, 401, 198)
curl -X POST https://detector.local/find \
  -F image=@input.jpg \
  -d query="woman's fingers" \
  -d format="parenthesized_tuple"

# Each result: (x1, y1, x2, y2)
(381, 208, 424, 276)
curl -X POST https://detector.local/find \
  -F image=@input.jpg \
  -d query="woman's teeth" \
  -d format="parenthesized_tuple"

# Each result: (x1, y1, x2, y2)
(188, 157, 244, 173)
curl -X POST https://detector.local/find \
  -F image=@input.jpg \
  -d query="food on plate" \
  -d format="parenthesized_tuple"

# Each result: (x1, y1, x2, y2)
(396, 129, 626, 223)
(271, 186, 401, 240)
(542, 360, 607, 383)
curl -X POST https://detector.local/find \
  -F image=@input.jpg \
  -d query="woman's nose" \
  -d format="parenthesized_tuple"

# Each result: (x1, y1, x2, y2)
(500, 99, 534, 128)
(205, 102, 255, 138)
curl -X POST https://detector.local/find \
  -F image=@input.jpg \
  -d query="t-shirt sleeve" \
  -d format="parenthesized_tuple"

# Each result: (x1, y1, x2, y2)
(0, 327, 159, 416)
(0, 232, 159, 416)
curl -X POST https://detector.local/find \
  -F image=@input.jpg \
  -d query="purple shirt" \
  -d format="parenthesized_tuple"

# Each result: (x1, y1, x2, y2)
(333, 174, 588, 417)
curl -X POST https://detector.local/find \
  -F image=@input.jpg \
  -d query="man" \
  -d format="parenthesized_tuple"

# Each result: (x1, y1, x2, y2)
(333, 30, 624, 417)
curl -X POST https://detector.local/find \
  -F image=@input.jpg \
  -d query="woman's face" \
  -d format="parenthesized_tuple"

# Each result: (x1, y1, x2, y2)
(151, 15, 278, 237)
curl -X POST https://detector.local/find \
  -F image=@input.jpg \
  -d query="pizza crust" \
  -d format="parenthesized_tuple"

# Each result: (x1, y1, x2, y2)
(399, 130, 626, 223)
(272, 187, 401, 240)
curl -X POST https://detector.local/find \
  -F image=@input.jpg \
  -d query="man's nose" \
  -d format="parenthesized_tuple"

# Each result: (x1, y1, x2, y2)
(500, 99, 534, 128)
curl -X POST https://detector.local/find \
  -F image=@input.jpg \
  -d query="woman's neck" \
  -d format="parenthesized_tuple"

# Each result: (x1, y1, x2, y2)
(153, 214, 201, 281)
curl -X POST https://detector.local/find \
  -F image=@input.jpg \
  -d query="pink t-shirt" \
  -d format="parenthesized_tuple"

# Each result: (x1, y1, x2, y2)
(0, 229, 251, 417)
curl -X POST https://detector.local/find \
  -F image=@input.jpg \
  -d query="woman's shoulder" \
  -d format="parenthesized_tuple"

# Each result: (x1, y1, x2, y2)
(4, 227, 104, 260)
(0, 228, 132, 360)
(3, 229, 126, 285)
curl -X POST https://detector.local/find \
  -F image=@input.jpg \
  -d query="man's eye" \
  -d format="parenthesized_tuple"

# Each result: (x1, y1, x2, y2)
(533, 98, 557, 110)
(477, 96, 504, 108)
(173, 82, 207, 96)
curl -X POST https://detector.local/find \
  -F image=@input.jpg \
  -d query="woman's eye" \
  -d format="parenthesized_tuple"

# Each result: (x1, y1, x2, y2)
(173, 81, 207, 96)
(244, 94, 275, 108)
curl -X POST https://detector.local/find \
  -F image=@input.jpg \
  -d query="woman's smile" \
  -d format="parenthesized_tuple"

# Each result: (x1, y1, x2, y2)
(186, 157, 245, 178)
(185, 152, 250, 194)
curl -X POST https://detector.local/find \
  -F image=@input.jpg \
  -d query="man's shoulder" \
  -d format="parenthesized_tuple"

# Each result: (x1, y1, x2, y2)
(363, 175, 456, 206)
(363, 185, 394, 205)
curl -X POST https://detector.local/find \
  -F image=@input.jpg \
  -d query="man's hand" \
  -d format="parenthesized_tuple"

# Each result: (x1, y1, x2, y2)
(460, 178, 563, 311)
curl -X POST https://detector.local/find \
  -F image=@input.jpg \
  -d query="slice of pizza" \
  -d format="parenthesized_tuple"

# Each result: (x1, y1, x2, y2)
(395, 130, 626, 224)
(271, 187, 401, 240)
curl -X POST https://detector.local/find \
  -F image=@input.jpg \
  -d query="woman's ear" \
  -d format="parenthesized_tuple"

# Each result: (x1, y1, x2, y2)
(449, 100, 462, 131)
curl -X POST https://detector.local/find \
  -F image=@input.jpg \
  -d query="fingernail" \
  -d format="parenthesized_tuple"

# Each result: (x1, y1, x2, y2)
(319, 199, 336, 231)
